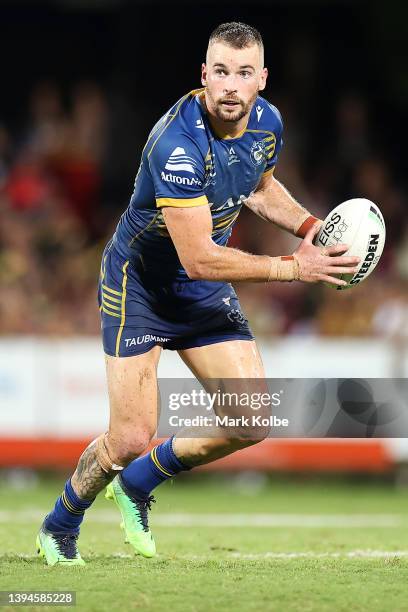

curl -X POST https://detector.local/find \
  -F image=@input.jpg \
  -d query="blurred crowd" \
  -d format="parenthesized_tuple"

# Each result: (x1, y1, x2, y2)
(0, 81, 407, 338)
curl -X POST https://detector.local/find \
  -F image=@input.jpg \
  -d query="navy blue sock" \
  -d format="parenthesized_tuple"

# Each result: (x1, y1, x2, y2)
(44, 479, 94, 534)
(120, 436, 191, 499)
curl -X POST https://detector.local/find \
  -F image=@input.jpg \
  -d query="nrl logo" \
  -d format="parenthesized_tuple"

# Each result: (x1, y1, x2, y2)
(250, 140, 267, 166)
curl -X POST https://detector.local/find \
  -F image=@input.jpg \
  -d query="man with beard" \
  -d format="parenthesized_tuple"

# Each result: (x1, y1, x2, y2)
(37, 22, 359, 565)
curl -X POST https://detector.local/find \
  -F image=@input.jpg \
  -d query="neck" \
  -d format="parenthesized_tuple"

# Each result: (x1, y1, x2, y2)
(203, 90, 248, 139)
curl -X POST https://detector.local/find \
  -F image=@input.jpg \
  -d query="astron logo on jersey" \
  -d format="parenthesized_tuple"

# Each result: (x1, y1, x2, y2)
(227, 146, 240, 166)
(195, 119, 205, 129)
(161, 171, 202, 187)
(165, 147, 197, 174)
(256, 105, 264, 122)
(125, 335, 170, 348)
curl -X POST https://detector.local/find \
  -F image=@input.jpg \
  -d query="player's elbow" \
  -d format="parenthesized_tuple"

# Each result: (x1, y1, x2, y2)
(182, 249, 217, 280)
(183, 260, 207, 280)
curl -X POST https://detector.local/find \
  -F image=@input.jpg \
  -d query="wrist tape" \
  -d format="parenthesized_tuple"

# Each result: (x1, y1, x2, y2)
(294, 214, 319, 238)
(268, 255, 300, 282)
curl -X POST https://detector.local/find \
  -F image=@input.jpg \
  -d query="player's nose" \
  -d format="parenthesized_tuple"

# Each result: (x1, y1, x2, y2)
(223, 74, 239, 92)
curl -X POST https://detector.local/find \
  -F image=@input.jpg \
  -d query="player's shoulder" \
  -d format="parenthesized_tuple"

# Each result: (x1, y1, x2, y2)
(248, 95, 283, 134)
(145, 89, 208, 161)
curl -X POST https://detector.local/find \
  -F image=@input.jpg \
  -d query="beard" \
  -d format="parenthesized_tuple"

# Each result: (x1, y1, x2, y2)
(208, 88, 259, 123)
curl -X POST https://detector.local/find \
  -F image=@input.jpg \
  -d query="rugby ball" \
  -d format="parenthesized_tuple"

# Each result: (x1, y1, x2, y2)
(315, 198, 385, 290)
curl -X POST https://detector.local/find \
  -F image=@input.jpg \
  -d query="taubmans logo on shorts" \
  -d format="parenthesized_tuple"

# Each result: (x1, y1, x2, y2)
(250, 140, 267, 166)
(125, 335, 170, 347)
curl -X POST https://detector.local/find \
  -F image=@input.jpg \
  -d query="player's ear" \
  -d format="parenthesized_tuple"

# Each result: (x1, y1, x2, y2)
(258, 67, 268, 91)
(201, 63, 207, 86)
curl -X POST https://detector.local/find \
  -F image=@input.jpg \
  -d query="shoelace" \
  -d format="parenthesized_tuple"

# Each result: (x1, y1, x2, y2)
(54, 533, 80, 559)
(131, 495, 156, 532)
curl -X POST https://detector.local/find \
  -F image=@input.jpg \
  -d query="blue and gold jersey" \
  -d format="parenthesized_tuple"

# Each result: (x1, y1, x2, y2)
(112, 88, 283, 279)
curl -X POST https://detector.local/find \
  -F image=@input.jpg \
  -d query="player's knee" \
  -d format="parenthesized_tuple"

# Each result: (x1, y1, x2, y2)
(229, 430, 269, 449)
(219, 404, 271, 445)
(230, 433, 267, 450)
(229, 418, 271, 446)
(107, 430, 154, 466)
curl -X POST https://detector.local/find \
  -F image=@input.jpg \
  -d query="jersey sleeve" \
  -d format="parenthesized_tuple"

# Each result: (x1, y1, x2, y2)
(263, 108, 284, 176)
(147, 134, 208, 208)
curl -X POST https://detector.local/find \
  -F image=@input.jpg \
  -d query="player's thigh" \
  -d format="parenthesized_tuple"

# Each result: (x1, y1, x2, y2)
(176, 340, 270, 454)
(105, 346, 161, 450)
(179, 339, 269, 440)
(178, 339, 265, 379)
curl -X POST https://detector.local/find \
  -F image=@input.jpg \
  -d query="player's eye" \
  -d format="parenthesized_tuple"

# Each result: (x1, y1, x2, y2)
(240, 71, 252, 78)
(215, 68, 227, 76)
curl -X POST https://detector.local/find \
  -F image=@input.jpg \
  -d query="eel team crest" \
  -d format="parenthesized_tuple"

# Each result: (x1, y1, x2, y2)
(250, 140, 267, 166)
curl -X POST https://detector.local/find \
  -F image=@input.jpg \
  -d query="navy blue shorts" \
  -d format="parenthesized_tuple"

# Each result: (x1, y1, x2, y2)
(98, 243, 254, 357)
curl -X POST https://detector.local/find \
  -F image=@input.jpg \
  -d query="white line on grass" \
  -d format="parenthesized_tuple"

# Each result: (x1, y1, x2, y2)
(154, 514, 403, 528)
(2, 550, 408, 561)
(0, 510, 405, 527)
(229, 550, 408, 559)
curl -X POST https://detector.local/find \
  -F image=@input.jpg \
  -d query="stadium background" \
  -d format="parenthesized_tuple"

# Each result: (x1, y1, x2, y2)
(1, 1, 408, 610)
(1, 0, 407, 467)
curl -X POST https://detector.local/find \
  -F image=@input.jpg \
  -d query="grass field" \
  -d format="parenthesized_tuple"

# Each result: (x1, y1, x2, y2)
(1, 472, 408, 611)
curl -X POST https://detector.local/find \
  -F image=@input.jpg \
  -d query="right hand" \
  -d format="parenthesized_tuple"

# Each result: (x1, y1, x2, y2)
(293, 222, 360, 287)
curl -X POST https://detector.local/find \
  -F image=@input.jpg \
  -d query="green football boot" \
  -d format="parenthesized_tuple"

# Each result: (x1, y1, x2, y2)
(105, 476, 156, 558)
(36, 525, 85, 566)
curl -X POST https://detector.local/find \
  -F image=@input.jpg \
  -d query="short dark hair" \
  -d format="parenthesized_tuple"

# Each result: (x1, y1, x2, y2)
(209, 22, 263, 51)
